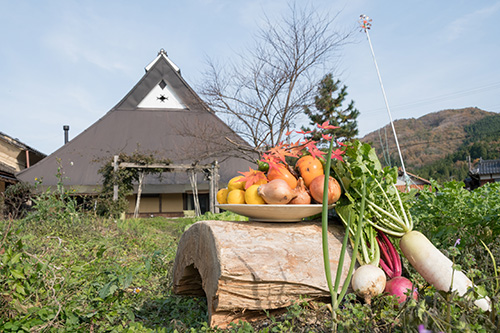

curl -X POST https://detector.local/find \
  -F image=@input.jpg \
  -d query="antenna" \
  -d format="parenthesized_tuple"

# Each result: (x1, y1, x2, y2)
(359, 15, 410, 188)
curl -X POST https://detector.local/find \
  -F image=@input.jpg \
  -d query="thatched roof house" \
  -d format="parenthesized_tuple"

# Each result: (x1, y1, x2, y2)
(17, 50, 254, 216)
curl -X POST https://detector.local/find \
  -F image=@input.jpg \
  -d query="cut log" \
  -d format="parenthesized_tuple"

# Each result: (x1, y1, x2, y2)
(172, 220, 354, 328)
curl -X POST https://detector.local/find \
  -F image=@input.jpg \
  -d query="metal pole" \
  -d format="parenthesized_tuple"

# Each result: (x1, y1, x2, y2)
(360, 15, 410, 188)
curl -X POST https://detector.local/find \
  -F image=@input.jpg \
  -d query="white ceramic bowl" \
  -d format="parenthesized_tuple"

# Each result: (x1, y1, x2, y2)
(216, 204, 334, 222)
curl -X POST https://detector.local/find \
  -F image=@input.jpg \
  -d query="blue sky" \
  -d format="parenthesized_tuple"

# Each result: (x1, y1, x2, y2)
(2, 0, 499, 154)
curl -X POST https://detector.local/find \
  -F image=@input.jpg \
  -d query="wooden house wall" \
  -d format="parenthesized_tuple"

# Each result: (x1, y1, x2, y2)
(479, 173, 500, 186)
(0, 140, 23, 172)
(125, 193, 185, 216)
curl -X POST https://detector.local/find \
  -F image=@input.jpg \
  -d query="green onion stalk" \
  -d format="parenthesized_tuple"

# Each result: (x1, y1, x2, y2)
(321, 139, 368, 322)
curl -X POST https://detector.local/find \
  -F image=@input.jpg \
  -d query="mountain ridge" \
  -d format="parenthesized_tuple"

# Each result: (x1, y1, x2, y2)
(359, 107, 500, 182)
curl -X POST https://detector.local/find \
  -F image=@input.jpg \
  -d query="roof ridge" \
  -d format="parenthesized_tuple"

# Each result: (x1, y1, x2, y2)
(110, 49, 210, 112)
(145, 49, 180, 73)
(480, 158, 500, 163)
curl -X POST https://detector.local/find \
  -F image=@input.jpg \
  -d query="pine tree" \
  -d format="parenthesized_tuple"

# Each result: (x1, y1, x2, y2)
(302, 73, 359, 145)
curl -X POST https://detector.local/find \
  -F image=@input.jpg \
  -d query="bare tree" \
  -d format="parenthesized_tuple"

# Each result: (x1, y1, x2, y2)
(200, 3, 352, 152)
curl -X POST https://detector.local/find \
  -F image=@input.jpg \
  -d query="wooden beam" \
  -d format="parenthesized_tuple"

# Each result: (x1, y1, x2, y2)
(113, 155, 119, 201)
(119, 162, 213, 171)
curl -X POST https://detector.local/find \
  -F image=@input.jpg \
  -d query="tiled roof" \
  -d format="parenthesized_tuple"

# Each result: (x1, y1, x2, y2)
(396, 184, 431, 193)
(471, 159, 500, 175)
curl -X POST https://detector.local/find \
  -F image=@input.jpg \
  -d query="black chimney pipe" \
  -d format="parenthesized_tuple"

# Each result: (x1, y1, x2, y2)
(63, 125, 70, 144)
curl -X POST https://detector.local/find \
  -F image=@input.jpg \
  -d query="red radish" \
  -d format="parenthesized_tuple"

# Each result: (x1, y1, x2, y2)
(385, 277, 416, 302)
(333, 141, 491, 311)
(376, 231, 417, 304)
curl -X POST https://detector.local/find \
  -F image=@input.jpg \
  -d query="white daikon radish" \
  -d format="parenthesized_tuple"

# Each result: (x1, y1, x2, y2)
(400, 230, 490, 311)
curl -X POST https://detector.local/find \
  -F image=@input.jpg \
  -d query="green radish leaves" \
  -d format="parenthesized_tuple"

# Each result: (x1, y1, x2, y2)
(331, 140, 413, 237)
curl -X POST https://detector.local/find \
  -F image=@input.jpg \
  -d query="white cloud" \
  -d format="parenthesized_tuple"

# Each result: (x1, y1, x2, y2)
(40, 2, 142, 74)
(443, 2, 500, 41)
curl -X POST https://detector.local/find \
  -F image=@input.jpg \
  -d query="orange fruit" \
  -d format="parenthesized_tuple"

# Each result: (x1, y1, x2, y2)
(296, 156, 324, 187)
(267, 164, 297, 189)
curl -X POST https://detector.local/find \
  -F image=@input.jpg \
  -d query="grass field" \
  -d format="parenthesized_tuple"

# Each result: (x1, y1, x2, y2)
(1, 181, 499, 332)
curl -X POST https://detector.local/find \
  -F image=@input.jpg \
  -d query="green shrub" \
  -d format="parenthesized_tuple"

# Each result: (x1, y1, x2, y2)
(1, 182, 34, 219)
(410, 181, 500, 249)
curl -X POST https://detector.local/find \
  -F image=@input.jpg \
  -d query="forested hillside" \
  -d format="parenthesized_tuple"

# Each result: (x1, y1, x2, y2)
(360, 107, 500, 182)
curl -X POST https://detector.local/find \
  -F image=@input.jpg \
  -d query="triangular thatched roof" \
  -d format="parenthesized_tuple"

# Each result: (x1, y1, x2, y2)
(17, 50, 254, 194)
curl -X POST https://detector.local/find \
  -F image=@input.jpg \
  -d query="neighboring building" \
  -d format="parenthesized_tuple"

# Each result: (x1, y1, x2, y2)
(16, 50, 255, 217)
(469, 158, 500, 189)
(396, 168, 432, 192)
(0, 131, 45, 192)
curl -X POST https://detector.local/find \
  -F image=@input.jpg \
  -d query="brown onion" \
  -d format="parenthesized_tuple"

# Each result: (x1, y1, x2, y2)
(289, 178, 311, 204)
(257, 179, 297, 204)
(309, 175, 341, 204)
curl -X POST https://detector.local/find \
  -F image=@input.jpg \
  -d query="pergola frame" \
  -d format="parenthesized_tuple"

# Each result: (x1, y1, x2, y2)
(112, 155, 220, 218)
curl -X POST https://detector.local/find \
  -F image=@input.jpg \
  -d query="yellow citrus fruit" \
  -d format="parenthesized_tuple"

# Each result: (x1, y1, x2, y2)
(228, 176, 246, 191)
(244, 184, 266, 204)
(217, 188, 229, 204)
(252, 178, 268, 186)
(227, 189, 246, 204)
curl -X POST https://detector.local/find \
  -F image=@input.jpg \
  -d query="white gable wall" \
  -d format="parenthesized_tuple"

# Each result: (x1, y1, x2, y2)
(137, 80, 186, 109)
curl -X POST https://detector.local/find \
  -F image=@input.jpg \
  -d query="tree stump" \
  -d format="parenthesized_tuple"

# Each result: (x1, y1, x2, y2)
(172, 220, 354, 328)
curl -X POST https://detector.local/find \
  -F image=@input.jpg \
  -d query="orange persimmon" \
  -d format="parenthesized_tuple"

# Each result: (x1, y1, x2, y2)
(296, 155, 324, 187)
(267, 164, 298, 189)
